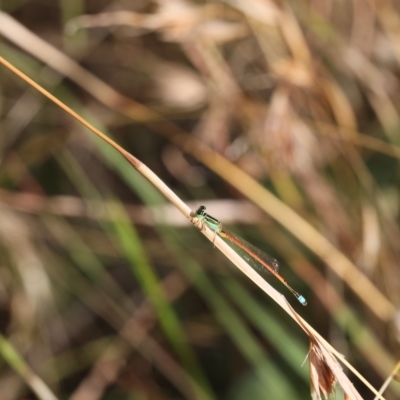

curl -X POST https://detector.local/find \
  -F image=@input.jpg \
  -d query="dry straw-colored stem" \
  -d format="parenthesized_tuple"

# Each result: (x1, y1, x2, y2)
(374, 360, 400, 400)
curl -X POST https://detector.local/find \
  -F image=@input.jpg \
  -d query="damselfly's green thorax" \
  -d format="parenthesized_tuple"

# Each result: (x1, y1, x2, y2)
(195, 205, 222, 232)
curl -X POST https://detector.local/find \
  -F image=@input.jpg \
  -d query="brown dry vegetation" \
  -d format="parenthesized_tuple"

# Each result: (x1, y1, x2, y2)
(0, 1, 400, 399)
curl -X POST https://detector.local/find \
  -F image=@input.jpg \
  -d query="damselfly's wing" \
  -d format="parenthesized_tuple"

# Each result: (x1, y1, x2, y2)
(219, 227, 279, 274)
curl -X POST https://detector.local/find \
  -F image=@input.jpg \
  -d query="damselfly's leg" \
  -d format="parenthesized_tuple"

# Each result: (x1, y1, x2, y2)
(192, 214, 206, 231)
(211, 222, 222, 244)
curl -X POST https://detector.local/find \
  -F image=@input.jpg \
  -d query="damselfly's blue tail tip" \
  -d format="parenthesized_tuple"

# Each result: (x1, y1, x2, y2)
(298, 295, 307, 306)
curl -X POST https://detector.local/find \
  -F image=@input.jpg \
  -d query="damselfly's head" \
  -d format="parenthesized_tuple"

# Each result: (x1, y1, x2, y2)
(195, 205, 207, 217)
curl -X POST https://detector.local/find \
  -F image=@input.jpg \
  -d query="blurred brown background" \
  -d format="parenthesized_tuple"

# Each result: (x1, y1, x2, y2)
(0, 0, 400, 399)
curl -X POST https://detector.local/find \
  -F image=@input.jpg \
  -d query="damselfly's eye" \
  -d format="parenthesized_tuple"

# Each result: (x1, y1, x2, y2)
(195, 205, 206, 215)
